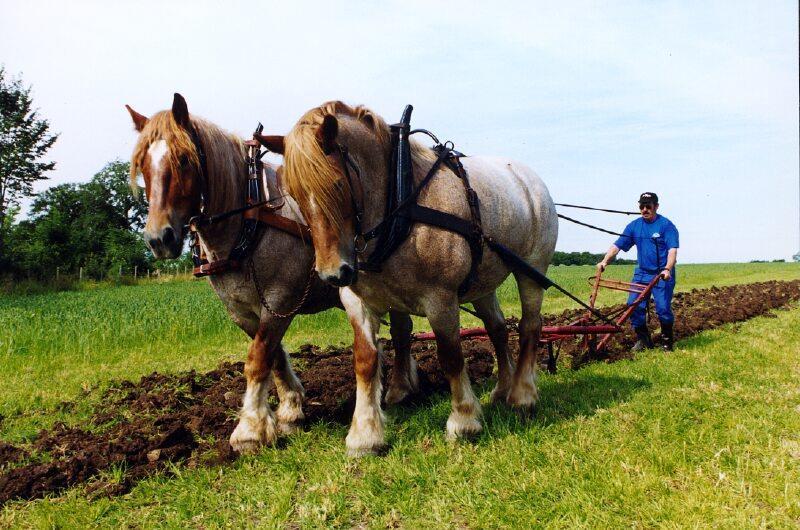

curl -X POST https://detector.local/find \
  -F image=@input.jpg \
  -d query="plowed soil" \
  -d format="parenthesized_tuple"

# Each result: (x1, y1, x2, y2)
(1, 279, 798, 505)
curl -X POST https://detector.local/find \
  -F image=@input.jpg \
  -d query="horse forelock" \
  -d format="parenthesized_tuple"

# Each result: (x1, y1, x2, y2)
(284, 101, 402, 230)
(130, 111, 244, 210)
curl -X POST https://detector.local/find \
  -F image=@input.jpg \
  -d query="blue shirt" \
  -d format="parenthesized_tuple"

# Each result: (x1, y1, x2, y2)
(614, 214, 679, 273)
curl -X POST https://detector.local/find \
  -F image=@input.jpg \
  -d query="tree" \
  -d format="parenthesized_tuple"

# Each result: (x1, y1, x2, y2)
(3, 161, 149, 280)
(0, 67, 59, 259)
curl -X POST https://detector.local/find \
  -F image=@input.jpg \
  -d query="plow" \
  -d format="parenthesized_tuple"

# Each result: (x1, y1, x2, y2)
(413, 269, 662, 373)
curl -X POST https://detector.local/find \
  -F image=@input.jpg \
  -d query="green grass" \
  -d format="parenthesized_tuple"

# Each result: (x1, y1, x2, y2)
(1, 262, 799, 527)
(2, 302, 799, 527)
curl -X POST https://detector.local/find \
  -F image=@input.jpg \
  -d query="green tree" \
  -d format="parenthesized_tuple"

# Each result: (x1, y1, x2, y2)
(0, 67, 59, 260)
(3, 161, 149, 280)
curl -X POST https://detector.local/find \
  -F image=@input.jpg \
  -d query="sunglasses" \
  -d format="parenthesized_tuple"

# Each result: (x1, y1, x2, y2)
(639, 203, 655, 210)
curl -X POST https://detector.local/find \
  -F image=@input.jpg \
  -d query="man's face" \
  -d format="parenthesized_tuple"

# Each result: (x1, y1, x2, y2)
(639, 201, 658, 221)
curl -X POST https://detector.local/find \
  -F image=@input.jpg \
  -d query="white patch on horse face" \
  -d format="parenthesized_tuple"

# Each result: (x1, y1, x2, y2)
(146, 140, 168, 206)
(148, 139, 168, 174)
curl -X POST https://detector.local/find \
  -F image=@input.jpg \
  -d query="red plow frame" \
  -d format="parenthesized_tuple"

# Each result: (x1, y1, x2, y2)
(412, 270, 661, 372)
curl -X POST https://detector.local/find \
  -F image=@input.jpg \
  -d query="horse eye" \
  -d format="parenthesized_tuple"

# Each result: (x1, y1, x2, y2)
(178, 155, 189, 168)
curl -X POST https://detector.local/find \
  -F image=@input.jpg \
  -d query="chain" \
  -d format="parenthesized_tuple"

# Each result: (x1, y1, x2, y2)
(248, 257, 316, 319)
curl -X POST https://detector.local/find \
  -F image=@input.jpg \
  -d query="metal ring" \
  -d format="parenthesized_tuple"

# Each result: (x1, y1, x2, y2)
(354, 234, 368, 254)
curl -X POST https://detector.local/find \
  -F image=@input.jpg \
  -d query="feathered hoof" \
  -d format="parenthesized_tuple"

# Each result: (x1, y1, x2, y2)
(384, 383, 414, 406)
(489, 383, 512, 405)
(277, 420, 302, 436)
(229, 414, 277, 454)
(446, 413, 483, 441)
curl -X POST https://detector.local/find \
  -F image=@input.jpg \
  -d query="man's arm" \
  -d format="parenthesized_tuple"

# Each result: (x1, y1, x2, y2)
(597, 245, 621, 271)
(660, 248, 677, 280)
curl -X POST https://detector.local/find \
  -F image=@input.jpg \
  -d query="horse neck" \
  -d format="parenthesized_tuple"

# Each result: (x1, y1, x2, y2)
(352, 145, 390, 233)
(195, 124, 247, 259)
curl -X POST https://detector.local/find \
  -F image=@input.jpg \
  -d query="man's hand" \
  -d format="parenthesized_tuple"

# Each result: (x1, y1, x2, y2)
(596, 261, 607, 272)
(659, 268, 671, 281)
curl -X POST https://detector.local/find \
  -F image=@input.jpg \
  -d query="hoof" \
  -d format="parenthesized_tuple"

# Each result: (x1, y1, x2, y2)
(229, 414, 277, 454)
(489, 383, 511, 405)
(277, 420, 302, 435)
(446, 406, 483, 440)
(276, 395, 305, 426)
(509, 402, 537, 420)
(346, 443, 386, 458)
(345, 420, 385, 458)
(385, 384, 413, 406)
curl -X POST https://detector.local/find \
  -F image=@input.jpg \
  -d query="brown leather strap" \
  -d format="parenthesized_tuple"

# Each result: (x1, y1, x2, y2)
(258, 210, 311, 241)
(193, 209, 311, 277)
(193, 259, 240, 277)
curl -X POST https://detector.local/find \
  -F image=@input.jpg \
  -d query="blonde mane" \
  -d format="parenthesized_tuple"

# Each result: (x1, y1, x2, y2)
(131, 111, 246, 213)
(284, 101, 435, 230)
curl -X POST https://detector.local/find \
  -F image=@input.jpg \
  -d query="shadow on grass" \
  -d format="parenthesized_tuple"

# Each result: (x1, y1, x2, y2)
(382, 371, 651, 445)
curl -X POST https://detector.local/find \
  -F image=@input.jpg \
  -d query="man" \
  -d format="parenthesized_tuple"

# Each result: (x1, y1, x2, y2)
(596, 192, 679, 351)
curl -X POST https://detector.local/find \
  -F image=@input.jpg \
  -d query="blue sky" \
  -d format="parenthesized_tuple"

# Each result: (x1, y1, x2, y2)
(2, 0, 797, 262)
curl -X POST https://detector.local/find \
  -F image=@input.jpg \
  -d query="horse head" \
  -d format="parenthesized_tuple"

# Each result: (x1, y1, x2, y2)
(126, 93, 205, 259)
(282, 101, 391, 286)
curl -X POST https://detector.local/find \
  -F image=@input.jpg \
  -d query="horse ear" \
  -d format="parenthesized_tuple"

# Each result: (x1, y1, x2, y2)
(255, 134, 284, 154)
(316, 114, 338, 154)
(171, 93, 191, 129)
(125, 105, 148, 132)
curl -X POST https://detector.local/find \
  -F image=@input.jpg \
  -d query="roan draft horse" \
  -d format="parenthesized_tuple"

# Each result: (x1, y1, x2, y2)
(280, 102, 558, 456)
(126, 94, 418, 453)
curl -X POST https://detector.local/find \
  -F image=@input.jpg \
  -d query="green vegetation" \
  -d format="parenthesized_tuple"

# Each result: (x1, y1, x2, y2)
(1, 262, 798, 526)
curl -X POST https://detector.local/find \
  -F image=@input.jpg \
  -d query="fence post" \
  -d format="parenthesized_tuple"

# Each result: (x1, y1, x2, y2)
(147, 269, 150, 279)
(56, 267, 60, 281)
(79, 267, 83, 281)
(118, 265, 122, 278)
(134, 265, 138, 280)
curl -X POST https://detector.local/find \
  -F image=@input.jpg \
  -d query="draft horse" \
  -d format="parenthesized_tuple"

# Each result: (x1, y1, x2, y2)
(279, 101, 558, 456)
(126, 94, 418, 453)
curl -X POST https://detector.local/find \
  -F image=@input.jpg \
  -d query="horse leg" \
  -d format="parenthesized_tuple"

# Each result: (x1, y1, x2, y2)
(340, 288, 385, 457)
(471, 293, 514, 404)
(508, 274, 545, 413)
(272, 344, 305, 434)
(425, 297, 482, 440)
(229, 318, 291, 453)
(385, 311, 418, 405)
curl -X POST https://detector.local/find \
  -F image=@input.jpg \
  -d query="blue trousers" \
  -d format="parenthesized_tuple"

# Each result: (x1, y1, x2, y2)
(627, 270, 675, 328)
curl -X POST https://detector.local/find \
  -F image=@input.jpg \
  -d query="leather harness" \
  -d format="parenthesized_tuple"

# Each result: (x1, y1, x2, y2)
(185, 124, 311, 278)
(337, 105, 485, 296)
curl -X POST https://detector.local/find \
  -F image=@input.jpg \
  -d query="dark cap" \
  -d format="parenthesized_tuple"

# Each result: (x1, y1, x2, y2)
(638, 192, 658, 204)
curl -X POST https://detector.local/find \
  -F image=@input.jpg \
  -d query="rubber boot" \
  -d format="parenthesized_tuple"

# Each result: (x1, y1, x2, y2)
(660, 320, 674, 351)
(631, 325, 653, 352)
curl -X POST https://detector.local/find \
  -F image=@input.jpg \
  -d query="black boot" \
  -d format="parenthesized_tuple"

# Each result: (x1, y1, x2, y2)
(631, 325, 653, 352)
(660, 320, 674, 351)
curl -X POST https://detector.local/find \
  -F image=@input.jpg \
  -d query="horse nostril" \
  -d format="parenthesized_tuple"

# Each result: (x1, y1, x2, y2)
(338, 264, 354, 285)
(161, 226, 176, 247)
(146, 235, 160, 251)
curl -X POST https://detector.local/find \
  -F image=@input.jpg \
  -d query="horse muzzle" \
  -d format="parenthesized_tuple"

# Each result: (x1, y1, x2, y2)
(145, 225, 182, 259)
(321, 263, 357, 287)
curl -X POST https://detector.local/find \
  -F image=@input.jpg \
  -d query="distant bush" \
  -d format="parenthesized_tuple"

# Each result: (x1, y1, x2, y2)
(552, 251, 636, 266)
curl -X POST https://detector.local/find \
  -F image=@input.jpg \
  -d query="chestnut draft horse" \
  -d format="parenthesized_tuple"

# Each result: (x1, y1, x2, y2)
(279, 102, 558, 456)
(126, 94, 418, 453)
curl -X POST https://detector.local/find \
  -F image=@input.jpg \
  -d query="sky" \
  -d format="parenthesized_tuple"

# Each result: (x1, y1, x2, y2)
(1, 0, 798, 263)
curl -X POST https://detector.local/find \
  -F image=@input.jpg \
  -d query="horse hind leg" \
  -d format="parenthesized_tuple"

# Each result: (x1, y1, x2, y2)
(471, 293, 514, 404)
(229, 319, 290, 453)
(272, 344, 305, 434)
(385, 311, 418, 405)
(507, 274, 545, 413)
(425, 297, 482, 440)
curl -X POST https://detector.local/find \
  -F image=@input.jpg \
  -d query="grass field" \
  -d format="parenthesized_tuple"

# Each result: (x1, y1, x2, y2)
(1, 262, 799, 527)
